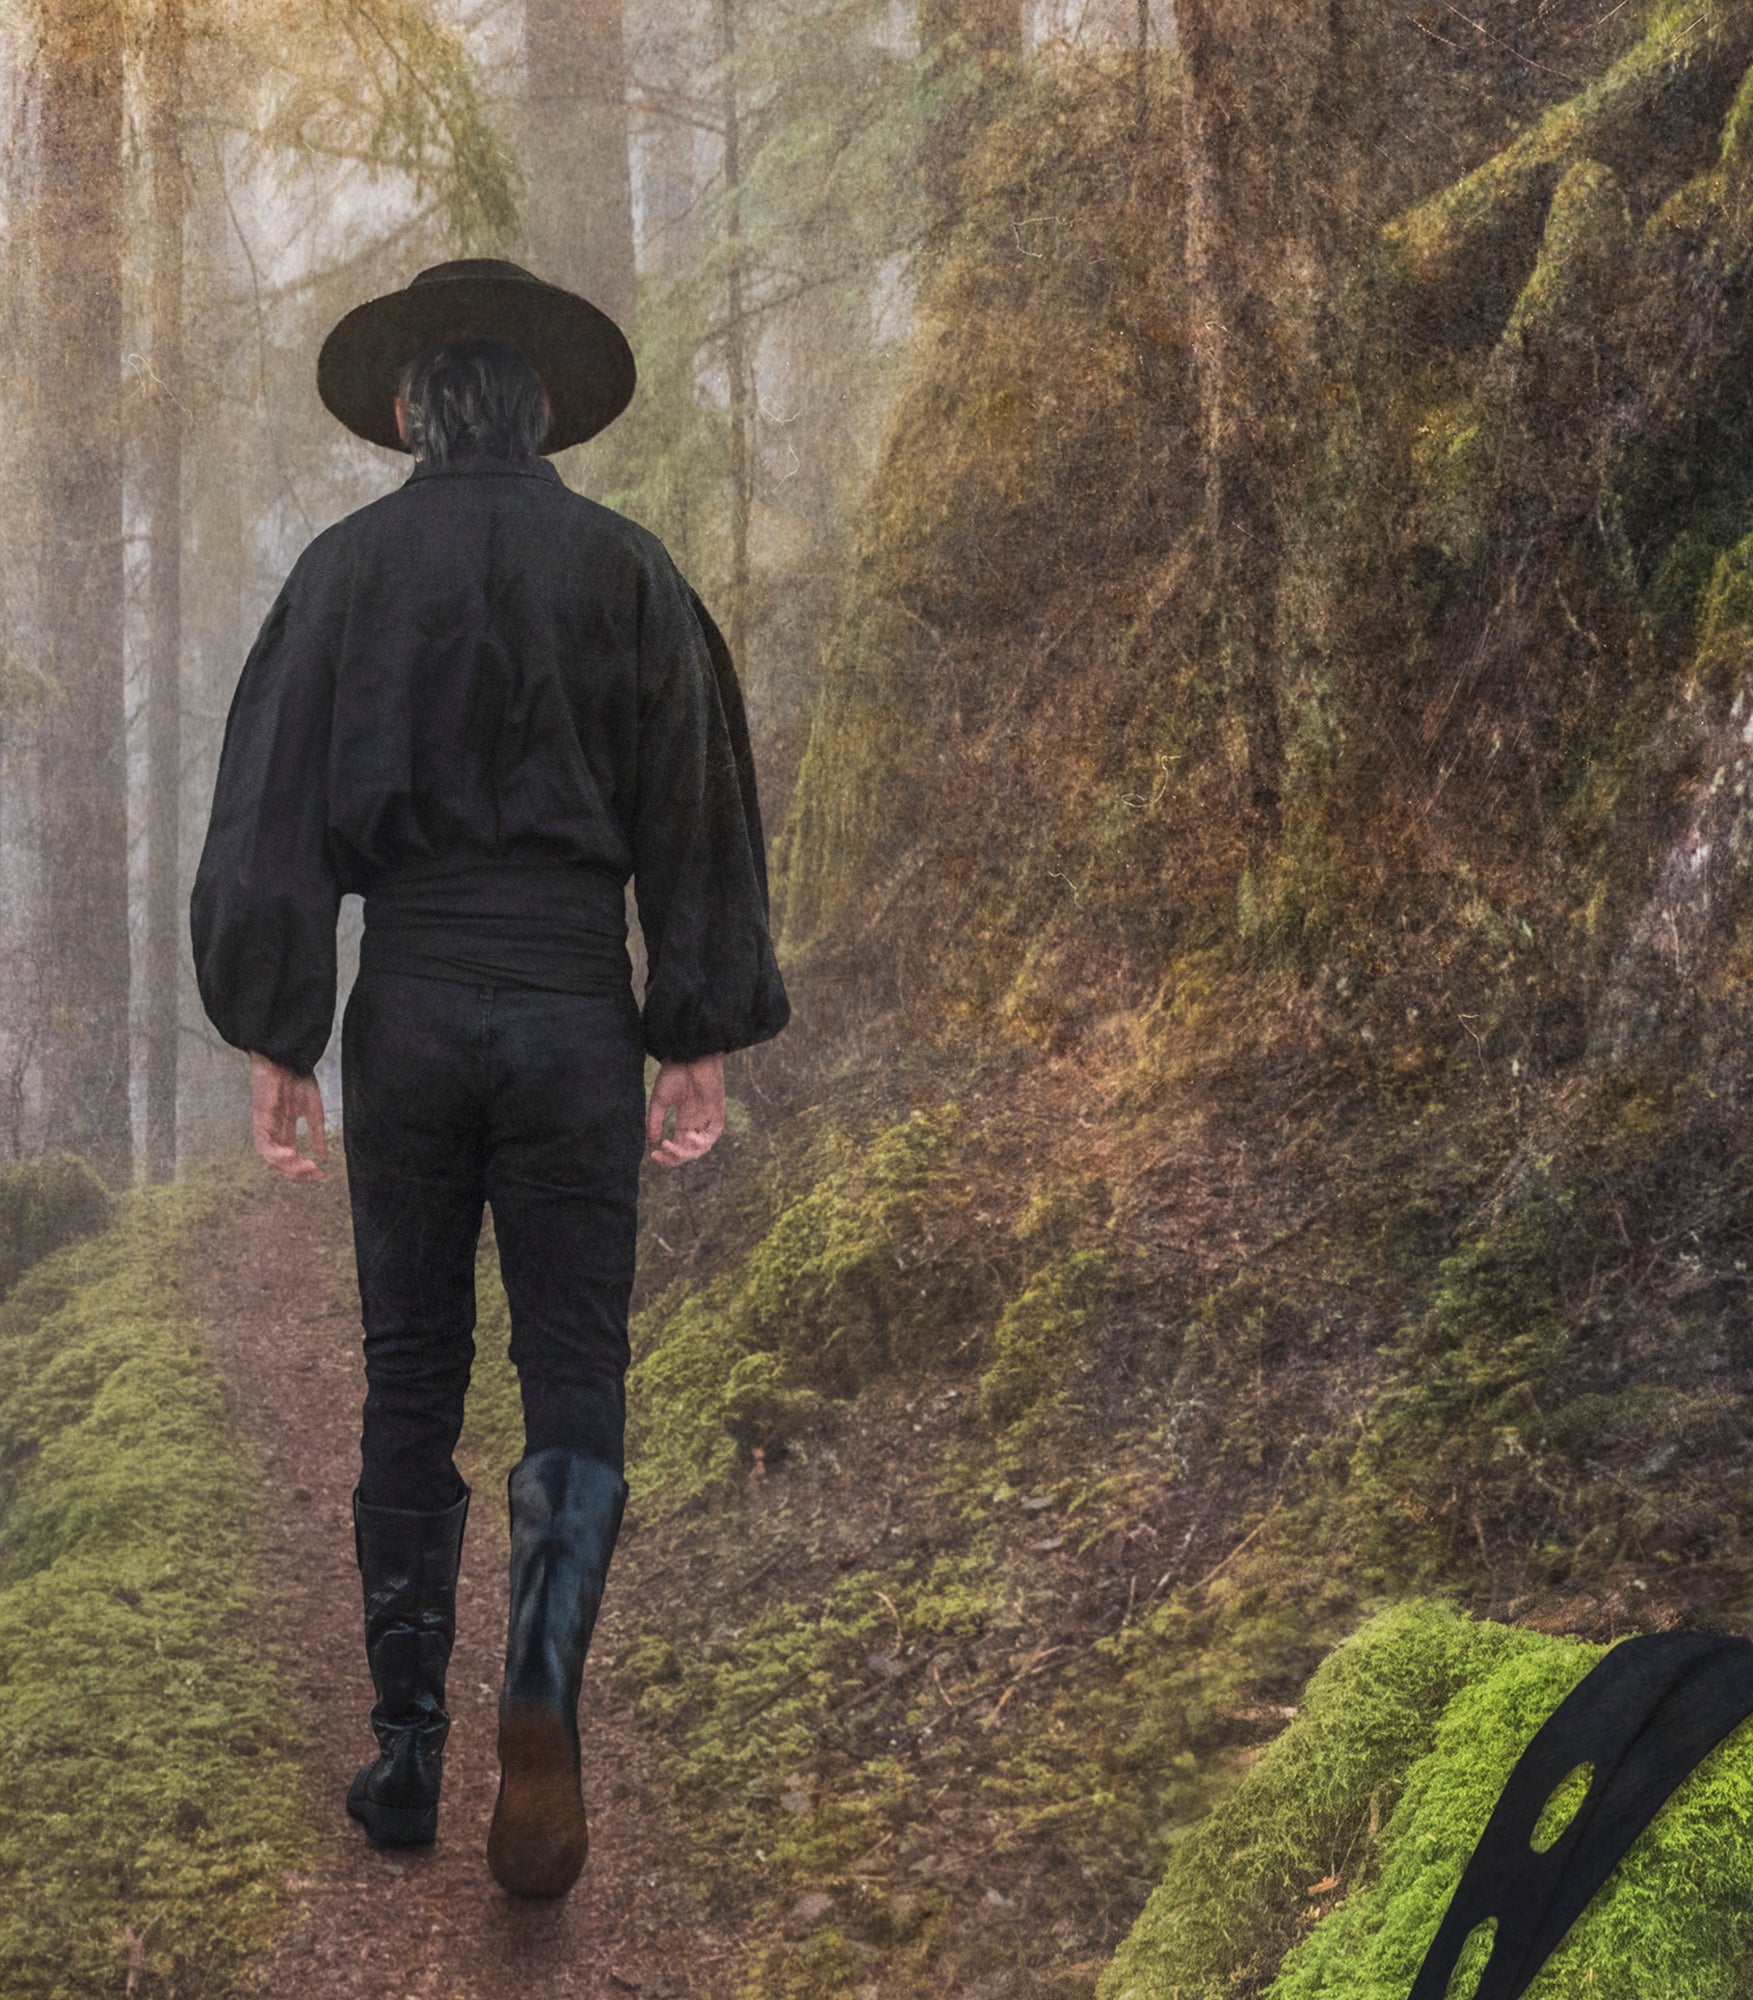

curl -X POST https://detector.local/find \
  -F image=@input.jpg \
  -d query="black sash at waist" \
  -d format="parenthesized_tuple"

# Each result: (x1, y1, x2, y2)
(359, 857, 632, 994)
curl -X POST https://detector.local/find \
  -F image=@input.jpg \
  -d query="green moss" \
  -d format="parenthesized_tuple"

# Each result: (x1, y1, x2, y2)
(620, 1276, 750, 1500)
(1531, 1758, 1593, 1851)
(978, 1176, 1119, 1432)
(738, 1926, 863, 2000)
(774, 601, 925, 954)
(1648, 55, 1753, 244)
(1643, 523, 1731, 650)
(978, 1248, 1110, 1430)
(1719, 55, 1753, 186)
(1382, 3, 1741, 339)
(1543, 1381, 1739, 1460)
(0, 1175, 306, 1997)
(1012, 1169, 1112, 1251)
(1097, 1599, 1519, 2000)
(0, 1152, 115, 1298)
(1269, 1628, 1753, 1997)
(719, 1349, 834, 1461)
(1501, 158, 1631, 343)
(1361, 1199, 1574, 1554)
(1344, 1070, 1745, 1584)
(620, 1546, 1004, 1878)
(1692, 528, 1753, 693)
(1410, 402, 1498, 568)
(624, 1106, 978, 1507)
(774, 49, 1193, 960)
(1102, 1600, 1753, 1998)
(1409, 155, 1630, 595)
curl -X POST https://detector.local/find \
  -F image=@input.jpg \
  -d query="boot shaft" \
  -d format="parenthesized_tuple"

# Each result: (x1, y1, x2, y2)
(501, 1449, 627, 1724)
(353, 1485, 471, 1725)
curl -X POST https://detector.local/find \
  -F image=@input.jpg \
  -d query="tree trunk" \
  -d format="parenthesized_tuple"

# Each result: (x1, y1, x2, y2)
(33, 0, 130, 1186)
(145, 0, 186, 1185)
(632, 24, 700, 276)
(523, 0, 636, 334)
(181, 153, 251, 1165)
(1174, 0, 1362, 850)
(718, 0, 749, 670)
(1134, 0, 1149, 138)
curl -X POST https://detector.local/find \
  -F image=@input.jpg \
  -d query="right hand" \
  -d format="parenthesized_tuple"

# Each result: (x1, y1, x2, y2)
(249, 1049, 328, 1183)
(646, 1052, 726, 1167)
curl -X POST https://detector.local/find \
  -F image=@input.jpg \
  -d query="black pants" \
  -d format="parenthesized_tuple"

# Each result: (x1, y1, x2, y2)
(340, 967, 647, 1512)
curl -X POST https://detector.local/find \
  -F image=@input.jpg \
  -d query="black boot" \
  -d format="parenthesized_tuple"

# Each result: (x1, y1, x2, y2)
(486, 1448, 627, 1896)
(346, 1483, 471, 1847)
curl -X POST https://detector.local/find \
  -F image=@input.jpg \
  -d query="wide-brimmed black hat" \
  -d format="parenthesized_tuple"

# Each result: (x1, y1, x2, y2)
(317, 258, 636, 454)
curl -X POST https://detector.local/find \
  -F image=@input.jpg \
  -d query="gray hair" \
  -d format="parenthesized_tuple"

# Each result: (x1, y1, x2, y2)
(396, 334, 550, 463)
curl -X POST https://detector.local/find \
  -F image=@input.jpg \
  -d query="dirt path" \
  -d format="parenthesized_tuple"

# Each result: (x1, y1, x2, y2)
(187, 1161, 746, 2000)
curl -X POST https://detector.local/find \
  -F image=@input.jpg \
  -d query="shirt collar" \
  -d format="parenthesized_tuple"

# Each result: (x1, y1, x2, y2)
(402, 452, 563, 487)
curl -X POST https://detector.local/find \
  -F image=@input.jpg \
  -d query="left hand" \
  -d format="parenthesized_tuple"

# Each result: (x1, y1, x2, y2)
(250, 1050, 329, 1182)
(646, 1052, 726, 1167)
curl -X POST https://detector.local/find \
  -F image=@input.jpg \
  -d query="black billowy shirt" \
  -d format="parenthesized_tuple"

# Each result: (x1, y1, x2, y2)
(189, 451, 791, 1077)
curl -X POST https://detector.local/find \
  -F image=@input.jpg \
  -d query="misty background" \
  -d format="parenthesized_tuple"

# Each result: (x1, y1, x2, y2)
(0, 0, 1172, 1187)
(13, 3, 1753, 1996)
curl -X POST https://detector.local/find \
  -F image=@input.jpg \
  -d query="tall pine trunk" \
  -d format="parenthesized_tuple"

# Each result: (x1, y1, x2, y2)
(145, 0, 185, 1184)
(34, 0, 130, 1186)
(717, 0, 749, 669)
(181, 142, 251, 1162)
(1174, 0, 1362, 853)
(523, 0, 636, 332)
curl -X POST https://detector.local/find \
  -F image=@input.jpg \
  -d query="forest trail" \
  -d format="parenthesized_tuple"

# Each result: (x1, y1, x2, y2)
(185, 1160, 744, 2000)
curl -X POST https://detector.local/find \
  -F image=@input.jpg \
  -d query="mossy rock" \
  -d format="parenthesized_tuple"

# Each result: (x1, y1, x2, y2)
(1099, 1598, 1753, 1999)
(1271, 1630, 1753, 1997)
(0, 1152, 114, 1299)
(1098, 1598, 1520, 1999)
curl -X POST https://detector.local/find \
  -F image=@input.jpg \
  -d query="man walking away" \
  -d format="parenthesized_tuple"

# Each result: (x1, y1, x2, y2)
(190, 260, 790, 1896)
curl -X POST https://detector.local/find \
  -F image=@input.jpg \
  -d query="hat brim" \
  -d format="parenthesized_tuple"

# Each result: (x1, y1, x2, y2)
(317, 274, 636, 454)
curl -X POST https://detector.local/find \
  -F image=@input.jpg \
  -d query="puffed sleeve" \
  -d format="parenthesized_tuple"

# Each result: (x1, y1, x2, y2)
(189, 584, 342, 1077)
(631, 549, 791, 1062)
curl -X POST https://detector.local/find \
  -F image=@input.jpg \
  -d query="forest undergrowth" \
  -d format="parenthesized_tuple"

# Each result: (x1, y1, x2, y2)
(488, 8, 1753, 1995)
(13, 5, 1753, 1995)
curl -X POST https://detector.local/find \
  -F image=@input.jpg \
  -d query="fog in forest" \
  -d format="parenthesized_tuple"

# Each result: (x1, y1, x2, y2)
(0, 0, 1168, 1187)
(13, 3, 1753, 1997)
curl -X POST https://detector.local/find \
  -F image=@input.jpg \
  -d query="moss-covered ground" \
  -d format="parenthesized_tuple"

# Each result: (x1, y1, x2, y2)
(0, 1165, 307, 1998)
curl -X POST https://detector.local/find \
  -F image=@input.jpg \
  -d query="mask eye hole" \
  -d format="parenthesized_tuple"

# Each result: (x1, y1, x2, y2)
(1444, 1916, 1498, 2000)
(1531, 1760, 1594, 1854)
